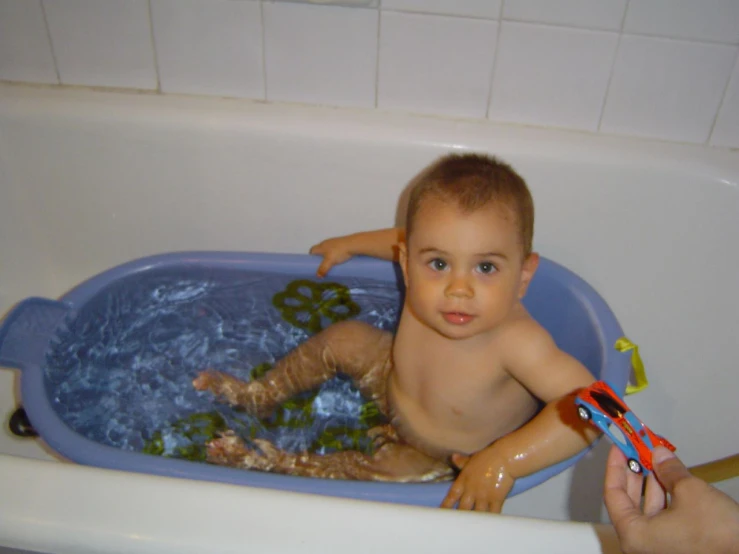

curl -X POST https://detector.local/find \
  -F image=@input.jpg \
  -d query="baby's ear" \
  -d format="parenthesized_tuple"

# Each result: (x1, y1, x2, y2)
(398, 241, 409, 286)
(518, 253, 539, 298)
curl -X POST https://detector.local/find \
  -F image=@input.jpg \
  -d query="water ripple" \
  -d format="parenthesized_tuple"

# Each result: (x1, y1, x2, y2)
(45, 267, 401, 455)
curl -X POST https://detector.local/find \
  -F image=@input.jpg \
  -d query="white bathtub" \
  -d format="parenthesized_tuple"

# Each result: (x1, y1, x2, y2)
(0, 83, 737, 553)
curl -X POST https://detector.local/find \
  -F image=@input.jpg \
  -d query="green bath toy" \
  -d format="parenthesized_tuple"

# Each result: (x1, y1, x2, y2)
(272, 279, 360, 334)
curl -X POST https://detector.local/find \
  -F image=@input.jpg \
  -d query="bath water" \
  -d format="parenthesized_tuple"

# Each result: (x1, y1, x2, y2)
(44, 267, 402, 460)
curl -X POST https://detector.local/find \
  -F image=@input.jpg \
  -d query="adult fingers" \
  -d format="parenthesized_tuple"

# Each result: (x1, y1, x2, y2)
(651, 446, 690, 495)
(604, 445, 643, 524)
(625, 469, 643, 504)
(642, 472, 666, 517)
(609, 447, 645, 506)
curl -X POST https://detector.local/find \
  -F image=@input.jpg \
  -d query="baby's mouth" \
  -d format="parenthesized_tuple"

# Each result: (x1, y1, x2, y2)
(441, 311, 474, 325)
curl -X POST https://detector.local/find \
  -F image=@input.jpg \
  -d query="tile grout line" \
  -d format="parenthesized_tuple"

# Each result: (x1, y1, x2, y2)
(147, 0, 162, 93)
(483, 2, 505, 120)
(620, 0, 631, 33)
(705, 45, 739, 146)
(39, 0, 61, 85)
(374, 5, 381, 108)
(380, 7, 497, 22)
(596, 0, 631, 132)
(620, 31, 739, 47)
(260, 1, 268, 101)
(378, 7, 738, 47)
(501, 17, 624, 34)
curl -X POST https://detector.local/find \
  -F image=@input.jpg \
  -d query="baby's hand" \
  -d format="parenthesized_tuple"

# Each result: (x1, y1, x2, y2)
(441, 448, 514, 513)
(309, 236, 354, 277)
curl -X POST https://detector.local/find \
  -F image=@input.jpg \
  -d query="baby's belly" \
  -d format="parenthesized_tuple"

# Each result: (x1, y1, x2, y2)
(387, 379, 485, 459)
(387, 374, 538, 460)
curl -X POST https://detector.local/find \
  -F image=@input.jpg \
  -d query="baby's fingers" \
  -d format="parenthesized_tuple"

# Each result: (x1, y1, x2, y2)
(472, 492, 503, 513)
(309, 244, 333, 277)
(474, 498, 490, 512)
(488, 494, 505, 514)
(315, 257, 334, 278)
(457, 493, 476, 511)
(441, 480, 465, 509)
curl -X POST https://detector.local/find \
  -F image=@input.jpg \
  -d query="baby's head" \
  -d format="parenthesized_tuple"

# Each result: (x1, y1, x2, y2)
(405, 153, 534, 260)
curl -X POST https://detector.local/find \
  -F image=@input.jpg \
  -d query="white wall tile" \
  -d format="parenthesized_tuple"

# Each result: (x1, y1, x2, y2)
(625, 0, 739, 44)
(0, 0, 58, 83)
(275, 0, 378, 5)
(381, 0, 500, 19)
(488, 22, 618, 131)
(710, 54, 739, 148)
(263, 3, 377, 108)
(601, 36, 736, 143)
(43, 0, 157, 89)
(502, 0, 627, 31)
(151, 0, 263, 99)
(378, 11, 497, 118)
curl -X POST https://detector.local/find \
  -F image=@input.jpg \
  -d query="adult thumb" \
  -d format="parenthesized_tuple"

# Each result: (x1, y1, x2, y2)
(652, 446, 691, 494)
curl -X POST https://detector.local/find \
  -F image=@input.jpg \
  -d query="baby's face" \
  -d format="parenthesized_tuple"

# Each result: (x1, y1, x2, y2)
(400, 196, 536, 340)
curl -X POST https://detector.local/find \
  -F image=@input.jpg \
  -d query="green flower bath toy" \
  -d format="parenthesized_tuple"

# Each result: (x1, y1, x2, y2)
(142, 411, 228, 461)
(272, 279, 360, 334)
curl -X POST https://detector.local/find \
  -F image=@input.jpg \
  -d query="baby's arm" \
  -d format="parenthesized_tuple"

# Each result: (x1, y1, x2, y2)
(309, 227, 404, 277)
(442, 321, 598, 513)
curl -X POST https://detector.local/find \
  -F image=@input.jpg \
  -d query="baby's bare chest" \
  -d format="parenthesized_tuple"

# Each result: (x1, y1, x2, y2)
(393, 337, 507, 406)
(389, 335, 537, 454)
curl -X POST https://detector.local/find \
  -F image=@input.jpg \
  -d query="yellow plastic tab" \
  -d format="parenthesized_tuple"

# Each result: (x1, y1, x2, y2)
(614, 337, 649, 395)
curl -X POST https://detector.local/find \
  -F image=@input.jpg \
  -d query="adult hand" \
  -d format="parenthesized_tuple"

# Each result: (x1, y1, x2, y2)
(440, 449, 514, 513)
(604, 444, 739, 554)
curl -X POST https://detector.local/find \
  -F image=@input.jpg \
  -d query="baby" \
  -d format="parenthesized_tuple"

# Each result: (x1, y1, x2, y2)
(194, 153, 598, 512)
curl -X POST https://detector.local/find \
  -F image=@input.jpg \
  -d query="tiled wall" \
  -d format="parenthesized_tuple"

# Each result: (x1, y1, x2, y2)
(2, 0, 739, 148)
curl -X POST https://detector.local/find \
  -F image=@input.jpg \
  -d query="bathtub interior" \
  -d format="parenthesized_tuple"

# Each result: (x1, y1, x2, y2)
(0, 249, 627, 508)
(0, 84, 737, 523)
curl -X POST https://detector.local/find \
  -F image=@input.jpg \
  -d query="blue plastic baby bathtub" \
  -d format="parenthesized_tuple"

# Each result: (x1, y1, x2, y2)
(0, 251, 630, 507)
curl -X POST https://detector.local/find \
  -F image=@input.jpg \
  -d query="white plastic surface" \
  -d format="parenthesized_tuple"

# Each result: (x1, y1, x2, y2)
(0, 454, 624, 554)
(0, 83, 737, 551)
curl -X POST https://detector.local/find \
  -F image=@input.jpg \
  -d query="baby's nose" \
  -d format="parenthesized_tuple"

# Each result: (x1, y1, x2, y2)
(445, 273, 473, 297)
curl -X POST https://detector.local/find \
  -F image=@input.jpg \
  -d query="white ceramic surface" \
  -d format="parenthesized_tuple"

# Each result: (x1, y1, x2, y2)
(0, 83, 737, 552)
(0, 455, 624, 554)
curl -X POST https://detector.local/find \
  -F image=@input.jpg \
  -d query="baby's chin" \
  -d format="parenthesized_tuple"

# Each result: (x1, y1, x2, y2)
(431, 320, 485, 341)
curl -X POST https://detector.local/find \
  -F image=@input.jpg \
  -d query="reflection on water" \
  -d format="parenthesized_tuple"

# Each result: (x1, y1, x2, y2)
(45, 267, 401, 458)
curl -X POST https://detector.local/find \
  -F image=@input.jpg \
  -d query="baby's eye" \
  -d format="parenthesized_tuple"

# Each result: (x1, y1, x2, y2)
(428, 258, 448, 271)
(477, 262, 497, 275)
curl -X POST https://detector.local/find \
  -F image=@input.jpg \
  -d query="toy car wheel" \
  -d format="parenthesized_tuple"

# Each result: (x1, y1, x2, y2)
(577, 406, 592, 421)
(627, 459, 643, 474)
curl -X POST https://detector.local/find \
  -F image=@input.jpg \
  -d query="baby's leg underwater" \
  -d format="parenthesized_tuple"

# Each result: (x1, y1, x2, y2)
(193, 320, 393, 417)
(206, 432, 454, 483)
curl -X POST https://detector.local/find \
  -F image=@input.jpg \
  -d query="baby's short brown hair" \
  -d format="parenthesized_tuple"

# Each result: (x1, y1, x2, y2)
(405, 153, 534, 258)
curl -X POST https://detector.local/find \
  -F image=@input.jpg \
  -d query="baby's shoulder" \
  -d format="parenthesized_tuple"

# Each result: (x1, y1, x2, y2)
(500, 310, 549, 337)
(497, 314, 557, 358)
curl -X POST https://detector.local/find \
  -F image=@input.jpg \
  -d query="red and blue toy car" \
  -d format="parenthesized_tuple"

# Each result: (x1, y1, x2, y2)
(575, 380, 675, 475)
